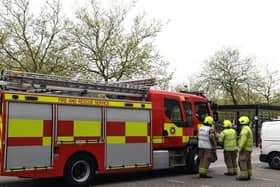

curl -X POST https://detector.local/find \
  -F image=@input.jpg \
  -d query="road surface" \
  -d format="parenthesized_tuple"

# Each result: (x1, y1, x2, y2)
(0, 147, 279, 187)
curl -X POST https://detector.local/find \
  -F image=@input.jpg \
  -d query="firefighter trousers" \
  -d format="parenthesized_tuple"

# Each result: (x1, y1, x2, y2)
(224, 150, 237, 174)
(199, 148, 213, 175)
(238, 150, 252, 178)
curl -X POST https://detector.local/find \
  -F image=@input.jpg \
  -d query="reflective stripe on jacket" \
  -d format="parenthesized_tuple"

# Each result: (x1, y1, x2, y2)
(239, 125, 253, 152)
(218, 128, 237, 151)
(198, 125, 212, 149)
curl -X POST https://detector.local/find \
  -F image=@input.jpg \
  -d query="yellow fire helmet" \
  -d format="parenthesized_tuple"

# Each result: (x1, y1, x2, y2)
(204, 116, 214, 125)
(238, 116, 250, 125)
(223, 120, 232, 128)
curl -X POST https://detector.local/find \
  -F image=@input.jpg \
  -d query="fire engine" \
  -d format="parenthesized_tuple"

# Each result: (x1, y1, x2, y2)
(0, 70, 214, 186)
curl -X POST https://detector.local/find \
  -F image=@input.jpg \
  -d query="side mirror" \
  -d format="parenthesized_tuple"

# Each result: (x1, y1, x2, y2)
(213, 111, 218, 121)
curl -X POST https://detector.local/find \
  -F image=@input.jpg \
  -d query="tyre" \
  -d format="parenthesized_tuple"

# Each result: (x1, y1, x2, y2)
(187, 148, 199, 173)
(269, 152, 280, 169)
(64, 153, 95, 187)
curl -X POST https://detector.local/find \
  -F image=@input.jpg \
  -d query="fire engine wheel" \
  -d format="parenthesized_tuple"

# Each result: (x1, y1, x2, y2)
(269, 152, 280, 169)
(187, 148, 199, 174)
(64, 153, 95, 186)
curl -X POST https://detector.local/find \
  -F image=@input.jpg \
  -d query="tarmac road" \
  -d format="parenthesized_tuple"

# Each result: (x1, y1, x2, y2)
(0, 147, 279, 187)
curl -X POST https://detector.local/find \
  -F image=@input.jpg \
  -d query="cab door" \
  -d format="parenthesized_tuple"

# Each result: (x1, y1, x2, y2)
(163, 97, 189, 147)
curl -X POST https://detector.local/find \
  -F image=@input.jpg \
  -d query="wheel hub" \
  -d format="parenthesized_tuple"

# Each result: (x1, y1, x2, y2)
(71, 160, 91, 183)
(272, 156, 280, 168)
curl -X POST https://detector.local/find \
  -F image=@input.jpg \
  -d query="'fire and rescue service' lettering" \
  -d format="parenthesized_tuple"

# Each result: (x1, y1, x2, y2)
(4, 93, 151, 109)
(58, 97, 109, 106)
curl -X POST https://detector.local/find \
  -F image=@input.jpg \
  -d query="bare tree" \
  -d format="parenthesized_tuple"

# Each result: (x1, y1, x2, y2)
(68, 0, 172, 85)
(198, 47, 258, 105)
(0, 0, 83, 75)
(255, 67, 280, 104)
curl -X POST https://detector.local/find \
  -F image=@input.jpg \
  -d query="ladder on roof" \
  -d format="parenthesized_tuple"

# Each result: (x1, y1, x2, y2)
(0, 70, 156, 98)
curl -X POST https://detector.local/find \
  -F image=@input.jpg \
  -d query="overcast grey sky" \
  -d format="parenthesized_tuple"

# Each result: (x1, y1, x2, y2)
(32, 0, 280, 84)
(135, 0, 280, 84)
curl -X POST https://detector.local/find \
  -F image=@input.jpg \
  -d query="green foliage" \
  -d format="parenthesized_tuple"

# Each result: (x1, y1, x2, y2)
(193, 47, 280, 105)
(0, 0, 84, 76)
(198, 47, 259, 105)
(67, 0, 172, 87)
(0, 0, 171, 88)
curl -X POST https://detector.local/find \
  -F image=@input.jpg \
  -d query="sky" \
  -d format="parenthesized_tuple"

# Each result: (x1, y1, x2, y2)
(32, 0, 280, 85)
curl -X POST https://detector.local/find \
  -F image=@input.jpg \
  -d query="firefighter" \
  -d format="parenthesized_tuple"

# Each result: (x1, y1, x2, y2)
(198, 116, 216, 178)
(218, 120, 238, 176)
(236, 116, 253, 181)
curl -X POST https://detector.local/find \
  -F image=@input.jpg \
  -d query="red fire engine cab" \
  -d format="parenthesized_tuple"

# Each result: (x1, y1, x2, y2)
(0, 70, 213, 186)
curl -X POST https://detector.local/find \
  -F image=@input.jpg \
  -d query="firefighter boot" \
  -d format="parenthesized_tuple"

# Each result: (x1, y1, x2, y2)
(224, 172, 235, 176)
(236, 176, 249, 181)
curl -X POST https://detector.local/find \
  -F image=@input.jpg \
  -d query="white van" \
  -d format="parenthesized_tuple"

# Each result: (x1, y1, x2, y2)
(260, 121, 280, 169)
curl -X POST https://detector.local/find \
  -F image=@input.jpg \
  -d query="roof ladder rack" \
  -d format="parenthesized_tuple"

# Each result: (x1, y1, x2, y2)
(0, 70, 156, 98)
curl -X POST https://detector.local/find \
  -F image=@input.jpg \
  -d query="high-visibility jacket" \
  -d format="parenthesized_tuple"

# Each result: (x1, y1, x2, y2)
(218, 128, 237, 151)
(239, 125, 253, 152)
(198, 125, 213, 149)
(198, 123, 215, 131)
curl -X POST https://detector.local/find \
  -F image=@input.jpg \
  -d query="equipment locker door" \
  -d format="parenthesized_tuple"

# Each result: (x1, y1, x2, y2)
(5, 102, 53, 170)
(56, 105, 102, 143)
(105, 108, 152, 169)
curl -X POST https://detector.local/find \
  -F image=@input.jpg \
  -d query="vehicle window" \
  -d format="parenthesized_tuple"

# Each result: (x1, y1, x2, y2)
(164, 98, 182, 121)
(195, 102, 210, 122)
(183, 102, 193, 127)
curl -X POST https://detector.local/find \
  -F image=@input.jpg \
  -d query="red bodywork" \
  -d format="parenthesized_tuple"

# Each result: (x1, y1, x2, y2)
(147, 89, 212, 149)
(0, 89, 212, 178)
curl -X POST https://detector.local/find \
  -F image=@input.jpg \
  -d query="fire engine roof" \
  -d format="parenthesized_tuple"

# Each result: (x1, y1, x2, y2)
(147, 89, 208, 101)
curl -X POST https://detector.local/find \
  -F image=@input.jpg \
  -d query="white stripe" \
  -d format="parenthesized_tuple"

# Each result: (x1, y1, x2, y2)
(257, 177, 278, 182)
(167, 179, 185, 184)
